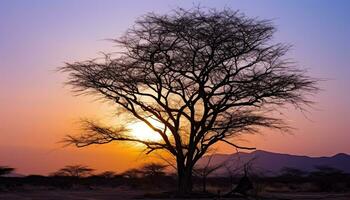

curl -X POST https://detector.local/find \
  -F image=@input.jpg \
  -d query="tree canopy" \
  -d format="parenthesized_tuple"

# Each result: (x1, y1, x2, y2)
(51, 165, 94, 178)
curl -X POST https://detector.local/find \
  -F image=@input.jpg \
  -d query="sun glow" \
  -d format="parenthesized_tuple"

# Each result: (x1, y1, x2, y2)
(128, 119, 164, 141)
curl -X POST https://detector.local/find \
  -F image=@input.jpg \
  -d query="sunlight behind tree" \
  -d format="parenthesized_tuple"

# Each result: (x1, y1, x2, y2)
(128, 119, 164, 142)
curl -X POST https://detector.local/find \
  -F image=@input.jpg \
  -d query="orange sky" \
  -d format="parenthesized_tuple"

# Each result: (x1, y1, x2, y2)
(0, 0, 349, 175)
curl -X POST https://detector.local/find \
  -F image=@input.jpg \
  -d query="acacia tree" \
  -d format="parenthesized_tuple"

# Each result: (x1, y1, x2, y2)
(61, 8, 317, 194)
(51, 165, 94, 178)
(98, 171, 118, 178)
(141, 162, 167, 177)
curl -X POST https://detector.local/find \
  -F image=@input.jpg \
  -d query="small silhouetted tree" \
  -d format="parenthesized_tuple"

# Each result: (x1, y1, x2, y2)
(280, 167, 307, 178)
(0, 166, 15, 177)
(225, 162, 255, 197)
(141, 163, 167, 177)
(98, 171, 118, 178)
(61, 7, 318, 194)
(51, 165, 94, 178)
(122, 168, 143, 179)
(194, 154, 224, 192)
(311, 165, 345, 177)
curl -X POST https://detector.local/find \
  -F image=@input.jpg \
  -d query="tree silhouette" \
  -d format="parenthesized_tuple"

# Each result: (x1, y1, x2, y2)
(61, 8, 317, 194)
(280, 167, 307, 178)
(51, 165, 94, 178)
(121, 168, 143, 179)
(97, 171, 118, 178)
(141, 162, 167, 177)
(310, 165, 347, 191)
(194, 154, 224, 192)
(0, 166, 15, 177)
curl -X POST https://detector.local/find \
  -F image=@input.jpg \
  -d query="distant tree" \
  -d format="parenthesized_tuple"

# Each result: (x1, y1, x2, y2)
(0, 166, 15, 177)
(224, 163, 240, 189)
(98, 171, 118, 178)
(51, 165, 94, 178)
(280, 167, 307, 178)
(310, 165, 345, 177)
(194, 154, 224, 192)
(61, 7, 318, 194)
(225, 163, 254, 197)
(122, 168, 143, 179)
(223, 156, 249, 189)
(309, 165, 348, 192)
(141, 163, 167, 177)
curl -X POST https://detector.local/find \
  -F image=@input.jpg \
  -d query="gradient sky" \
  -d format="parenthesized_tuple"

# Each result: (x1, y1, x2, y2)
(0, 0, 349, 175)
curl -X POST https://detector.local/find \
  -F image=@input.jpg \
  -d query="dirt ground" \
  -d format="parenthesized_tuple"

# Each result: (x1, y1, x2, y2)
(261, 192, 350, 200)
(1, 188, 350, 200)
(0, 187, 138, 200)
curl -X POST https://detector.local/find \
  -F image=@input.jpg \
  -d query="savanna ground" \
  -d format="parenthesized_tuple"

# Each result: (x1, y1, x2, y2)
(1, 169, 350, 200)
(1, 187, 350, 200)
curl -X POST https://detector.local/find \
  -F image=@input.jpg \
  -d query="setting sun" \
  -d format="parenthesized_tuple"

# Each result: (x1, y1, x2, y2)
(128, 120, 164, 141)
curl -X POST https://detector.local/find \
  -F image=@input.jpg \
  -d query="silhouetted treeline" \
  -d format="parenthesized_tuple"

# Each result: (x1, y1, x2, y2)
(1, 165, 350, 193)
(241, 166, 350, 193)
(0, 163, 176, 191)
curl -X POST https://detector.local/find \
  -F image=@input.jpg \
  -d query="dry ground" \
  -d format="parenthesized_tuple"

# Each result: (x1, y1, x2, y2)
(1, 188, 350, 200)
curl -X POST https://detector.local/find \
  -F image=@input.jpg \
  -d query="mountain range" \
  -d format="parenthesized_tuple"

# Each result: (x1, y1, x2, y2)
(197, 150, 350, 176)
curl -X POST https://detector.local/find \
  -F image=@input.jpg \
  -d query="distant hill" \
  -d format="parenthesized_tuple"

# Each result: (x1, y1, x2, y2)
(197, 150, 350, 176)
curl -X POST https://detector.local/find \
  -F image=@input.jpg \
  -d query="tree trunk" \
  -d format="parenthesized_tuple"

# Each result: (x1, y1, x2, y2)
(177, 164, 193, 195)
